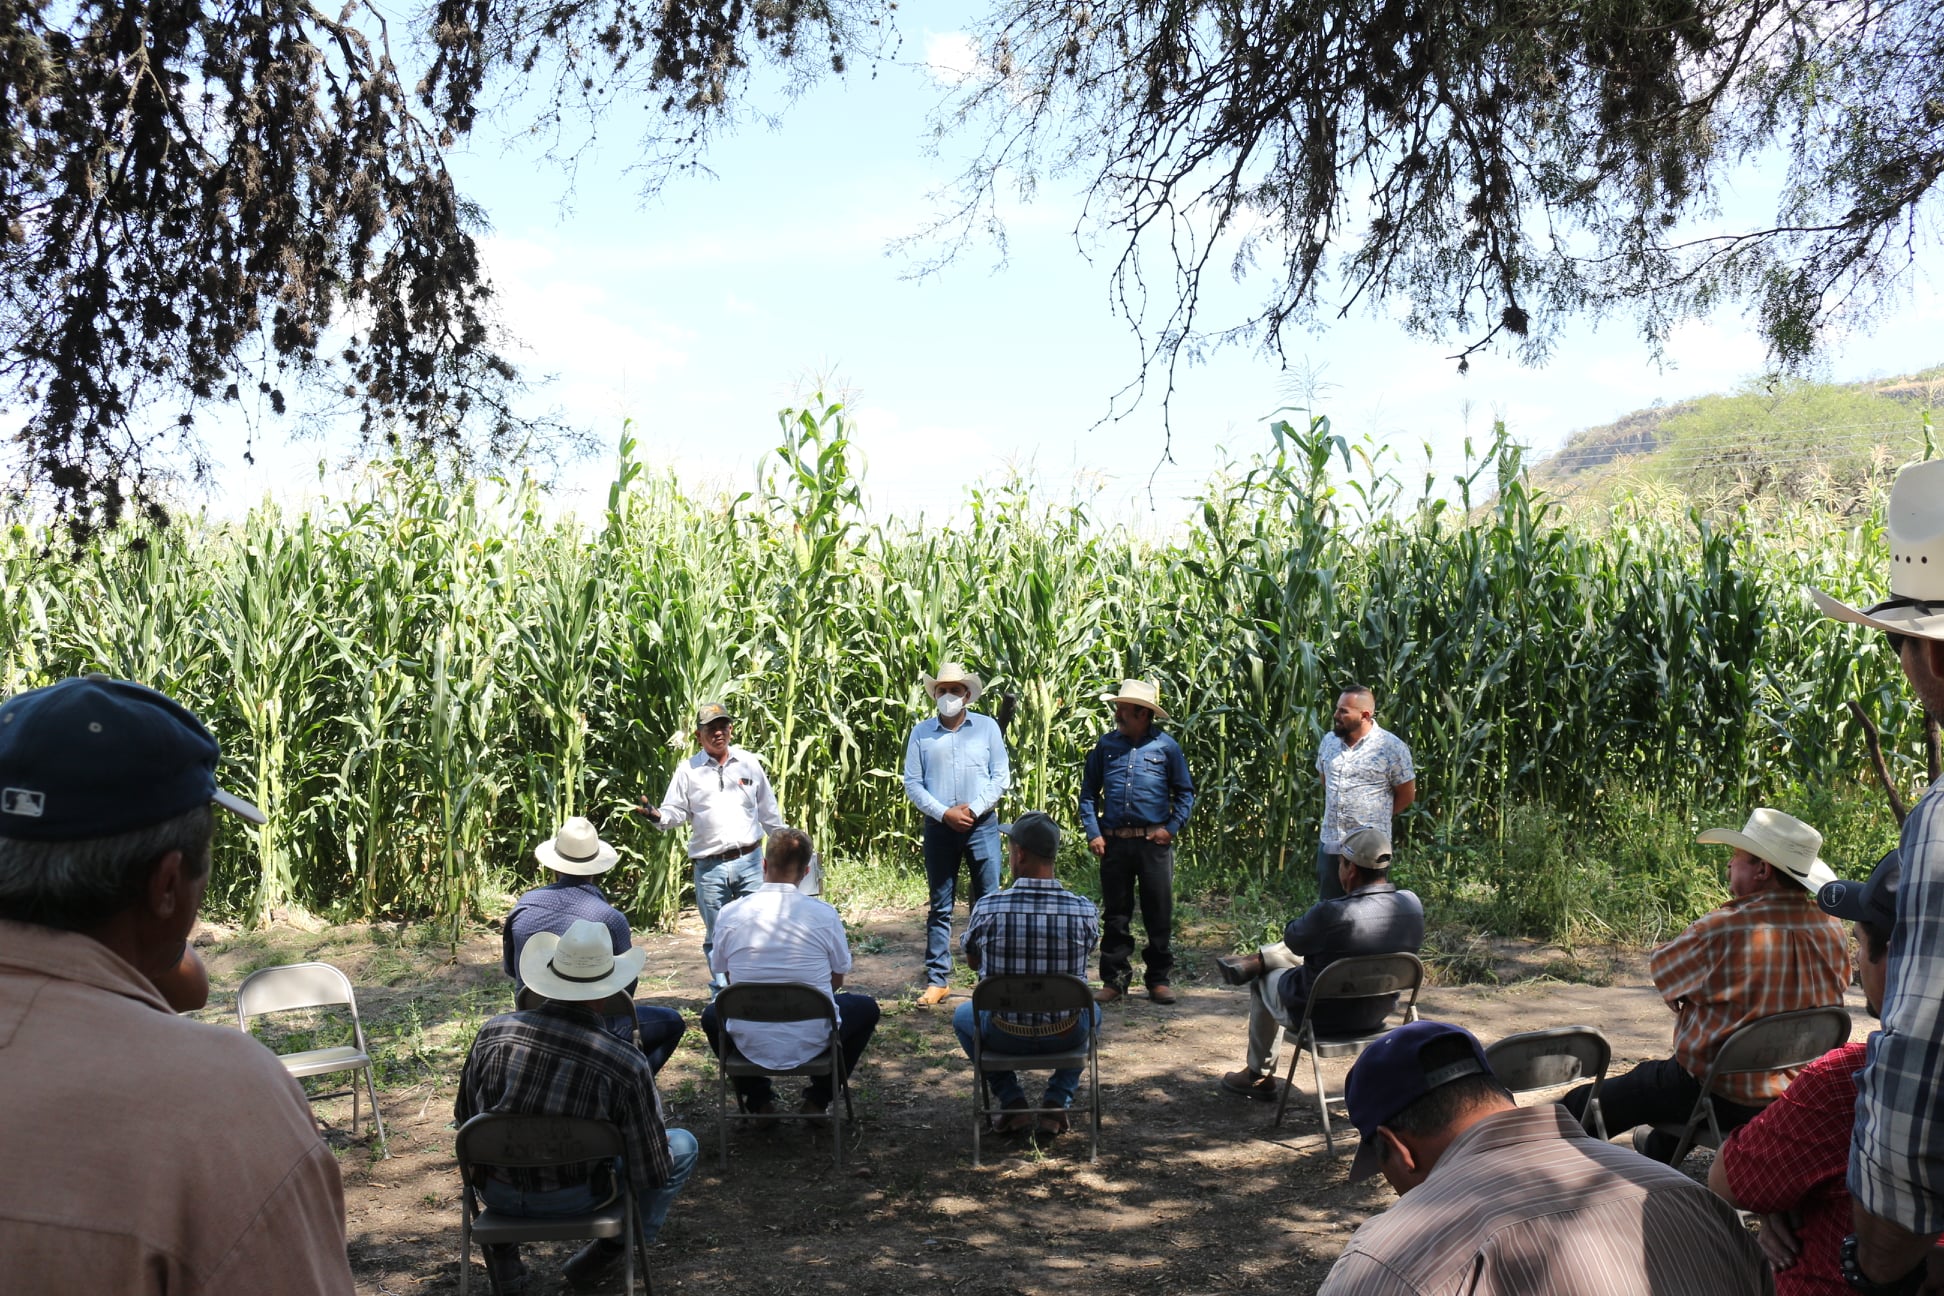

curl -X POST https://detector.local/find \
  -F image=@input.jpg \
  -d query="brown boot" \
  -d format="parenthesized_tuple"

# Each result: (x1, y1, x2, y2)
(1093, 985, 1124, 1005)
(1217, 953, 1265, 985)
(1221, 1068, 1282, 1102)
(1148, 983, 1178, 1004)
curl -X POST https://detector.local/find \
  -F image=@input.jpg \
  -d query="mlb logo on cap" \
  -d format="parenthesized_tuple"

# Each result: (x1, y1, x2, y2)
(2, 788, 46, 818)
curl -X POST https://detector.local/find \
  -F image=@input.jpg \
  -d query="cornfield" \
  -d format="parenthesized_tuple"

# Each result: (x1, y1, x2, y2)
(0, 399, 1927, 937)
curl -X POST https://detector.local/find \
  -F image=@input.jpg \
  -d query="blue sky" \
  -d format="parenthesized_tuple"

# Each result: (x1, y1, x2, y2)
(204, 15, 1944, 529)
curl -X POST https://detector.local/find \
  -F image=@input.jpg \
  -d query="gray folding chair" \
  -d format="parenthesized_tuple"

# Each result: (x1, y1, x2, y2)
(455, 1113, 649, 1296)
(1653, 1005, 1852, 1165)
(1271, 952, 1425, 1152)
(712, 982, 854, 1170)
(236, 960, 388, 1156)
(969, 973, 1101, 1167)
(1486, 1026, 1611, 1138)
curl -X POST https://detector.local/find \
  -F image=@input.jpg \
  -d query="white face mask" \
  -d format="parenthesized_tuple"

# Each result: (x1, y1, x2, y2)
(935, 692, 967, 720)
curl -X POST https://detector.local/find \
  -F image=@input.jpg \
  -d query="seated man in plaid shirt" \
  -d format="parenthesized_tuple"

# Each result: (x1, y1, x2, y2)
(952, 811, 1101, 1138)
(459, 920, 699, 1295)
(1565, 807, 1848, 1163)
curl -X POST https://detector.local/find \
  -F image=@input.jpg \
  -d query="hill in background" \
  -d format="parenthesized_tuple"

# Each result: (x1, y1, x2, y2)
(1529, 364, 1942, 513)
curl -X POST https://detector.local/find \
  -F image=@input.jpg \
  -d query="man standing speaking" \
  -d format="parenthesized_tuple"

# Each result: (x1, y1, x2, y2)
(1315, 685, 1415, 900)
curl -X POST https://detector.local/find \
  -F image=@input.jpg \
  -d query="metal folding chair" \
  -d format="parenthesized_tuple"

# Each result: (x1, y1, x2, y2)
(454, 1113, 649, 1296)
(1486, 1026, 1612, 1138)
(1271, 952, 1425, 1152)
(712, 982, 854, 1170)
(235, 961, 388, 1156)
(969, 973, 1101, 1167)
(1653, 1005, 1852, 1165)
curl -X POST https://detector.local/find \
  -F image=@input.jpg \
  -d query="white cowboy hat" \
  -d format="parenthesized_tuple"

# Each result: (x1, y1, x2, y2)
(922, 661, 984, 704)
(1810, 459, 1944, 642)
(1696, 807, 1838, 891)
(1099, 678, 1170, 721)
(533, 816, 619, 876)
(519, 919, 645, 1002)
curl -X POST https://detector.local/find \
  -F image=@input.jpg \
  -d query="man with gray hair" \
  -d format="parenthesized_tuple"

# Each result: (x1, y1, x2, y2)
(0, 676, 355, 1294)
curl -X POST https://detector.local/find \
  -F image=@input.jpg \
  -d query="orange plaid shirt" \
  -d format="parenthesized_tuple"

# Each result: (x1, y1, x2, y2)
(1649, 887, 1848, 1104)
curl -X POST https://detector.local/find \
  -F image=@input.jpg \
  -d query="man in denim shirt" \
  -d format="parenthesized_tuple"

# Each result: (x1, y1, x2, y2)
(1080, 679, 1196, 1004)
(903, 662, 1012, 1006)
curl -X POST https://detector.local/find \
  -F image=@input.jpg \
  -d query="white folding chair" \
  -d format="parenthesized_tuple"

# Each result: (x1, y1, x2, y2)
(712, 982, 854, 1170)
(1653, 1005, 1851, 1165)
(236, 960, 388, 1156)
(1486, 1026, 1611, 1138)
(969, 973, 1100, 1167)
(1271, 952, 1424, 1152)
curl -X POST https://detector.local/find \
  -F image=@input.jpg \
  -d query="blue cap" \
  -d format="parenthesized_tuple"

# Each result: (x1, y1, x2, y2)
(1344, 1020, 1494, 1182)
(0, 677, 264, 840)
(1818, 848, 1901, 932)
(1000, 811, 1062, 858)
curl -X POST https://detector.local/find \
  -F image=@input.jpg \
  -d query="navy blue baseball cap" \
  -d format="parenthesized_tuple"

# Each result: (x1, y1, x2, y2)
(1818, 848, 1901, 932)
(1345, 1020, 1495, 1182)
(1000, 811, 1062, 858)
(0, 676, 264, 841)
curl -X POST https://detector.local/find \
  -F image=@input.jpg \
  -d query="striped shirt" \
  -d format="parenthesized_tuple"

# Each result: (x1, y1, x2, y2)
(1318, 1104, 1772, 1296)
(455, 1001, 674, 1202)
(1649, 887, 1848, 1104)
(962, 877, 1099, 1027)
(1853, 781, 1944, 1233)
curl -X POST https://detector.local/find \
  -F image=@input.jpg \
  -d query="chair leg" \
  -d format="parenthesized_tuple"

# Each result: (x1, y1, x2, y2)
(831, 1063, 844, 1170)
(1272, 1028, 1297, 1127)
(622, 1191, 638, 1296)
(972, 1045, 985, 1170)
(716, 1061, 730, 1172)
(1311, 1045, 1335, 1155)
(458, 1212, 472, 1296)
(1088, 1039, 1100, 1166)
(364, 1065, 390, 1157)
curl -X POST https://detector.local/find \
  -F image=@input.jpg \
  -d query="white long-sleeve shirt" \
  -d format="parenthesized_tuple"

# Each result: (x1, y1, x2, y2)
(650, 745, 786, 859)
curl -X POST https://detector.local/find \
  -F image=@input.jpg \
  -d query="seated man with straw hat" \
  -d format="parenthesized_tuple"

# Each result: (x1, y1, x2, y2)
(502, 817, 686, 1073)
(1080, 678, 1195, 1005)
(459, 920, 700, 1295)
(1563, 807, 1848, 1162)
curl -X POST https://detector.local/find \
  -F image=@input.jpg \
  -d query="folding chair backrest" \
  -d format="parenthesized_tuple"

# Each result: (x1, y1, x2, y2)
(1486, 1027, 1611, 1093)
(971, 973, 1093, 1017)
(1305, 953, 1424, 1011)
(456, 1113, 624, 1175)
(1707, 1007, 1851, 1082)
(715, 981, 835, 1025)
(236, 962, 358, 1022)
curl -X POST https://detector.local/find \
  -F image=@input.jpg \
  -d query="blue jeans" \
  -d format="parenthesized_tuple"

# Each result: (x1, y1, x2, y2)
(952, 1000, 1099, 1108)
(478, 1127, 699, 1251)
(603, 1004, 686, 1074)
(1316, 844, 1345, 900)
(922, 817, 1002, 986)
(695, 847, 765, 987)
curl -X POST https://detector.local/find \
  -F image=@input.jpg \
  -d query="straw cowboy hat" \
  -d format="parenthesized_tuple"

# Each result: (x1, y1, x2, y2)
(1696, 807, 1838, 891)
(519, 919, 645, 1002)
(922, 662, 984, 703)
(1099, 678, 1170, 721)
(1811, 459, 1944, 642)
(532, 816, 619, 876)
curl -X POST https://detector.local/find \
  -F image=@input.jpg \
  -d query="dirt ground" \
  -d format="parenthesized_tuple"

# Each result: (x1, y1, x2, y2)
(192, 903, 1873, 1296)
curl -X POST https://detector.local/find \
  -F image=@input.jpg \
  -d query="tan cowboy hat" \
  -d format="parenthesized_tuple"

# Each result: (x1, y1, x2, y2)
(1810, 459, 1944, 642)
(922, 661, 984, 703)
(1696, 807, 1838, 890)
(533, 816, 619, 876)
(519, 919, 644, 1002)
(1099, 678, 1170, 721)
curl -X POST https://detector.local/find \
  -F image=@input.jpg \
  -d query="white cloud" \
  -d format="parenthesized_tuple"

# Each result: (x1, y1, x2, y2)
(924, 31, 980, 87)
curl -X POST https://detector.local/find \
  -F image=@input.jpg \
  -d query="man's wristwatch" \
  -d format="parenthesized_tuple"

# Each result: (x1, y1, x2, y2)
(1842, 1234, 1925, 1295)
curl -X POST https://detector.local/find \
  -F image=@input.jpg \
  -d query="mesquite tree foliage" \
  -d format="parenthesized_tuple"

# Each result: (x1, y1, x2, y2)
(0, 0, 882, 537)
(917, 0, 1944, 416)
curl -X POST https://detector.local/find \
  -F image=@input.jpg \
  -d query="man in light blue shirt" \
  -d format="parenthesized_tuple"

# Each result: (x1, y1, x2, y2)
(902, 662, 1011, 1005)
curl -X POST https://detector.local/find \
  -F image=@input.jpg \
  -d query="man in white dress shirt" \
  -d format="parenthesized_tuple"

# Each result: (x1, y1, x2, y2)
(698, 828, 879, 1115)
(637, 702, 791, 990)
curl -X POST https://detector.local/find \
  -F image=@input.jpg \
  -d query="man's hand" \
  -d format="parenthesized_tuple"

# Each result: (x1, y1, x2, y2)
(1148, 827, 1174, 846)
(1089, 835, 1107, 857)
(942, 803, 975, 832)
(1855, 1203, 1942, 1285)
(634, 795, 660, 822)
(1758, 1213, 1801, 1271)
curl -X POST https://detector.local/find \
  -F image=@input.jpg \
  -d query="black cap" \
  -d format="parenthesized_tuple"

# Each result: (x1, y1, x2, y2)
(1000, 811, 1062, 858)
(1344, 1021, 1494, 1182)
(1818, 848, 1901, 933)
(0, 677, 264, 841)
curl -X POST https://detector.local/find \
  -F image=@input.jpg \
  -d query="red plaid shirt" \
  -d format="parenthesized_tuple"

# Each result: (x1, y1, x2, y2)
(1649, 887, 1847, 1104)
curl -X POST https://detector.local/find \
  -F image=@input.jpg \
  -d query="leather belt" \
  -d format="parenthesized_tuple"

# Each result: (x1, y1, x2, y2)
(692, 842, 760, 865)
(1104, 825, 1162, 839)
(993, 1012, 1081, 1037)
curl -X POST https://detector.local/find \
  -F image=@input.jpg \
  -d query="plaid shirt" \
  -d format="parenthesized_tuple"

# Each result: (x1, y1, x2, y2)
(454, 1001, 673, 1202)
(1854, 782, 1944, 1233)
(1649, 886, 1848, 1104)
(962, 877, 1099, 1027)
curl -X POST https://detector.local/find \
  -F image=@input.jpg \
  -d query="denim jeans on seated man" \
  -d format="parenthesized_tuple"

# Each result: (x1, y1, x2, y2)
(478, 1129, 700, 1252)
(699, 993, 881, 1109)
(922, 817, 1003, 986)
(605, 1005, 688, 1074)
(952, 1001, 1101, 1108)
(694, 846, 766, 988)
